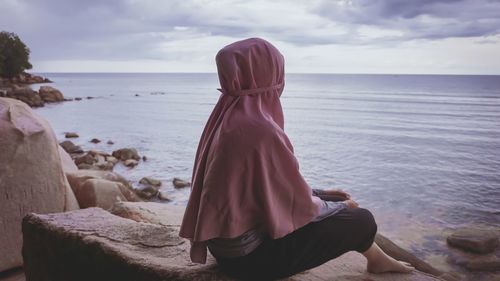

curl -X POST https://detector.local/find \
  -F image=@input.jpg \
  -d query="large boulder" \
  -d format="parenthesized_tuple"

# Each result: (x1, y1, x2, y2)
(112, 148, 140, 161)
(22, 207, 442, 281)
(38, 86, 64, 103)
(66, 170, 141, 209)
(0, 98, 77, 272)
(447, 228, 499, 254)
(6, 87, 44, 107)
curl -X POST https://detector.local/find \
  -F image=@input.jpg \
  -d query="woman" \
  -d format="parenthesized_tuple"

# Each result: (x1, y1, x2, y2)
(179, 38, 414, 280)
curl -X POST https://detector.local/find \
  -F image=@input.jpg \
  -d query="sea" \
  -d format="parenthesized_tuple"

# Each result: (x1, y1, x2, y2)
(33, 73, 500, 278)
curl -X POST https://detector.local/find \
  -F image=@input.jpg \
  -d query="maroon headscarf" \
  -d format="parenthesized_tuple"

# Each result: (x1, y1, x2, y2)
(179, 38, 320, 263)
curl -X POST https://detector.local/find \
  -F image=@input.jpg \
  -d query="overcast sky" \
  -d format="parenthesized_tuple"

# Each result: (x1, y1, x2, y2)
(1, 0, 500, 74)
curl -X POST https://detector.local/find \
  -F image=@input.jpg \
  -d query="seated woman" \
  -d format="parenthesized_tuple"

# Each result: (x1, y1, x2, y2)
(179, 37, 413, 280)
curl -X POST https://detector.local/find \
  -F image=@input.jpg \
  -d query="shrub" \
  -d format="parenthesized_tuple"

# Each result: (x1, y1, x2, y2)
(0, 31, 32, 78)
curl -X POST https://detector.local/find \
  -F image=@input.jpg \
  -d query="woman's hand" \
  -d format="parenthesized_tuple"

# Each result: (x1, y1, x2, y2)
(319, 188, 351, 202)
(344, 199, 359, 209)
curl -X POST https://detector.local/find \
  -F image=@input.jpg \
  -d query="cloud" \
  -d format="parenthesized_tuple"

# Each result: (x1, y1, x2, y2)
(313, 0, 500, 42)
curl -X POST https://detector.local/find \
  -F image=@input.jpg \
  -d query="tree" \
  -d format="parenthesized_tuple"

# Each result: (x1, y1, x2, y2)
(0, 31, 32, 78)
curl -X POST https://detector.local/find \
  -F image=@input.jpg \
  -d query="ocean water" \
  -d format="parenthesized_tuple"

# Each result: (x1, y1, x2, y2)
(33, 73, 500, 276)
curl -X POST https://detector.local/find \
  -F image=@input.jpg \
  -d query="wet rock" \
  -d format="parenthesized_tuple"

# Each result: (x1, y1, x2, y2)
(75, 153, 96, 165)
(65, 132, 79, 138)
(59, 140, 83, 154)
(75, 97, 82, 101)
(0, 98, 76, 272)
(450, 253, 500, 271)
(86, 96, 94, 99)
(107, 140, 114, 145)
(124, 159, 138, 167)
(135, 185, 160, 200)
(142, 155, 147, 161)
(106, 156, 118, 165)
(21, 206, 443, 281)
(173, 177, 191, 189)
(90, 138, 101, 143)
(447, 228, 499, 254)
(38, 86, 64, 102)
(6, 87, 44, 107)
(158, 191, 172, 202)
(139, 177, 162, 187)
(112, 148, 140, 161)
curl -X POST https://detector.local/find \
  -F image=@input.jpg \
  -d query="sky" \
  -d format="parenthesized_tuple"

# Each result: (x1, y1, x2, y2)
(1, 0, 500, 74)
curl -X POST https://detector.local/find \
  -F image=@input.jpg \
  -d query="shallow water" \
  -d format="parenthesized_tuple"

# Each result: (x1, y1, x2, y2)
(33, 73, 500, 278)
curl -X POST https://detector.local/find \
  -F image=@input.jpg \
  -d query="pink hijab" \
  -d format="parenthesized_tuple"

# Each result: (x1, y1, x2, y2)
(179, 38, 320, 263)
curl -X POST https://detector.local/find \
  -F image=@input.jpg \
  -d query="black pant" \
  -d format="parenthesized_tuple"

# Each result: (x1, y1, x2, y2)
(213, 208, 377, 280)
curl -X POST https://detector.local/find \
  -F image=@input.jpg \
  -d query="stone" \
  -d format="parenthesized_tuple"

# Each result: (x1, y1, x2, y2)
(139, 177, 162, 187)
(135, 185, 160, 200)
(58, 145, 78, 173)
(74, 153, 96, 165)
(0, 98, 76, 272)
(173, 177, 191, 188)
(87, 96, 94, 99)
(110, 202, 184, 226)
(375, 233, 443, 277)
(124, 159, 138, 167)
(72, 179, 131, 210)
(6, 87, 44, 107)
(447, 228, 499, 254)
(77, 163, 100, 170)
(38, 86, 64, 103)
(449, 252, 500, 271)
(59, 140, 83, 154)
(158, 191, 172, 202)
(106, 156, 118, 165)
(75, 97, 82, 101)
(107, 140, 114, 145)
(112, 148, 140, 161)
(65, 132, 79, 138)
(90, 138, 101, 143)
(22, 207, 442, 281)
(66, 170, 133, 190)
(142, 155, 147, 161)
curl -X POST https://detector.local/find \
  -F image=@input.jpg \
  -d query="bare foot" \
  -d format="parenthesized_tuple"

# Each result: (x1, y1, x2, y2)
(362, 243, 414, 274)
(367, 256, 414, 274)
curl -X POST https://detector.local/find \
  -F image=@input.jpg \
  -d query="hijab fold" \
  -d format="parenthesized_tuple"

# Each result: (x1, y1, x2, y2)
(179, 38, 319, 263)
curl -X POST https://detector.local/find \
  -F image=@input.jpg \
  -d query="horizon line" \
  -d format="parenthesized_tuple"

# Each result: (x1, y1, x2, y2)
(31, 71, 500, 76)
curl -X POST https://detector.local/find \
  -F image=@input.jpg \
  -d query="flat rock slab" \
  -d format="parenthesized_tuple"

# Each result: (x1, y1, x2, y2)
(22, 207, 441, 281)
(447, 228, 499, 254)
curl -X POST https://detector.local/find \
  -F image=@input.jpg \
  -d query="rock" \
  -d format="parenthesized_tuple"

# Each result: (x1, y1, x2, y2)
(375, 233, 444, 277)
(58, 145, 78, 173)
(139, 177, 162, 187)
(135, 185, 160, 200)
(22, 207, 442, 281)
(173, 177, 191, 189)
(6, 87, 44, 107)
(142, 155, 147, 161)
(38, 86, 64, 102)
(112, 148, 140, 161)
(74, 153, 96, 165)
(107, 140, 114, 145)
(59, 140, 83, 154)
(449, 252, 500, 271)
(77, 163, 101, 170)
(110, 202, 184, 226)
(65, 132, 79, 138)
(158, 191, 172, 202)
(72, 179, 135, 209)
(75, 97, 82, 101)
(90, 138, 101, 143)
(447, 228, 499, 254)
(124, 159, 138, 167)
(66, 170, 133, 191)
(87, 96, 94, 99)
(106, 156, 118, 165)
(0, 98, 76, 272)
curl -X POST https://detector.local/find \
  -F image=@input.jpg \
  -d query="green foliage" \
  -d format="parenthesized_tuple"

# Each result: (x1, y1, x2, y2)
(0, 31, 32, 78)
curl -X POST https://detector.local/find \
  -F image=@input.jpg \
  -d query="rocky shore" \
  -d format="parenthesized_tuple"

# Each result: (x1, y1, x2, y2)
(0, 72, 65, 107)
(1, 89, 499, 280)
